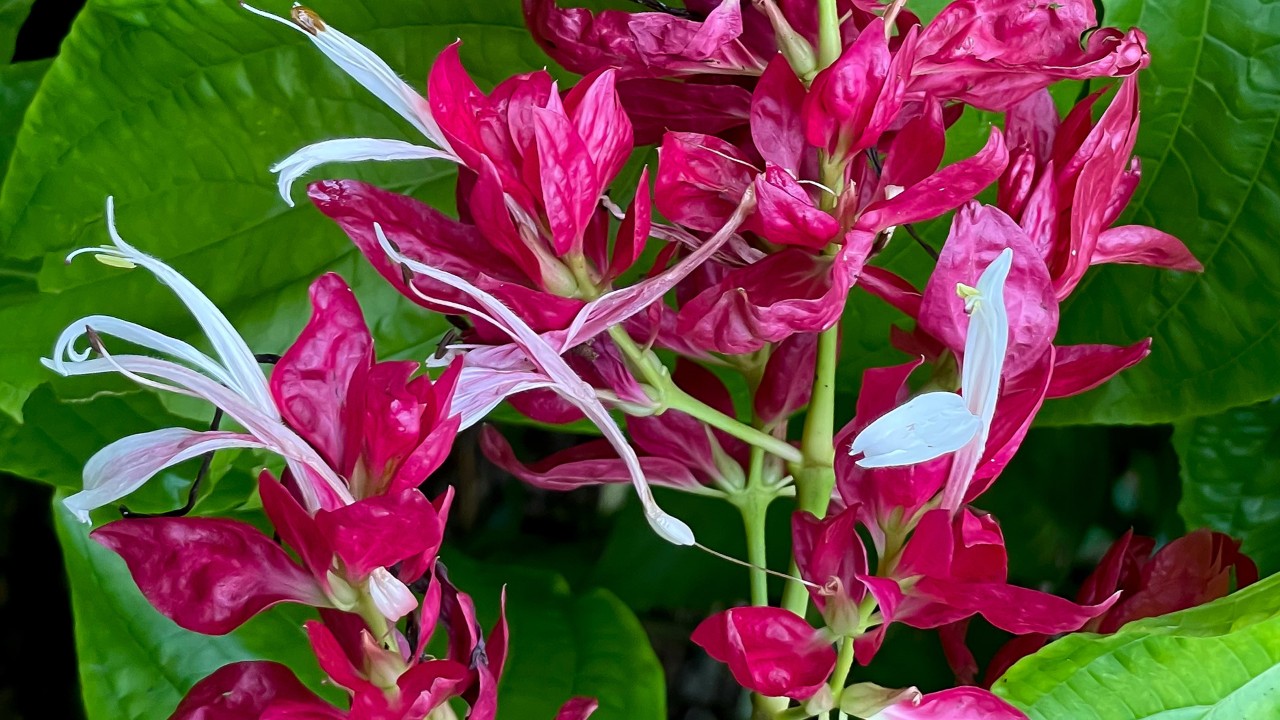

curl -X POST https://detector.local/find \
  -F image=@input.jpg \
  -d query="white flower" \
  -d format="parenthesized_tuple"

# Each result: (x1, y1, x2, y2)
(241, 2, 460, 205)
(849, 248, 1013, 510)
(45, 198, 353, 522)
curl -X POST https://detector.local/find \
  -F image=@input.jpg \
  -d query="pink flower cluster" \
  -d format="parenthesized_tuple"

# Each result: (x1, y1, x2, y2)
(46, 1, 1249, 719)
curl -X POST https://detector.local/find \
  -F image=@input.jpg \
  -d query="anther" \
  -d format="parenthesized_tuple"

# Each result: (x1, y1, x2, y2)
(289, 4, 325, 35)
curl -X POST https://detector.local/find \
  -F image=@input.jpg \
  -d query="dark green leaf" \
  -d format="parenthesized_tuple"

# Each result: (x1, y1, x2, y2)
(0, 58, 47, 189)
(1041, 0, 1280, 423)
(53, 498, 334, 720)
(0, 0, 36, 62)
(993, 572, 1280, 719)
(444, 553, 667, 720)
(1174, 399, 1280, 575)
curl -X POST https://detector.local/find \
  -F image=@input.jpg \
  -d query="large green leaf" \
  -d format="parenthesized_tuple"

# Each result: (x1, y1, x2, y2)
(54, 499, 334, 720)
(1040, 0, 1280, 423)
(1174, 399, 1280, 576)
(0, 0, 568, 425)
(993, 572, 1280, 719)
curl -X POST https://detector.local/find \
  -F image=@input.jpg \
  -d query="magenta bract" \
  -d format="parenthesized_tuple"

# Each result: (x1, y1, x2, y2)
(692, 606, 837, 700)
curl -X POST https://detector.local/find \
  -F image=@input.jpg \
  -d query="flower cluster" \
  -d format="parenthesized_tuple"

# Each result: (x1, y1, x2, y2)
(46, 1, 1246, 719)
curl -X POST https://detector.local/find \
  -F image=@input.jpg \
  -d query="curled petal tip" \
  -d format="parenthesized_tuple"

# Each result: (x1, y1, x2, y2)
(647, 510, 696, 546)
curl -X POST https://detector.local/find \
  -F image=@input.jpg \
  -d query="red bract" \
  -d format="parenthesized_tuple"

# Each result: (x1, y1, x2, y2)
(982, 529, 1258, 685)
(803, 19, 916, 161)
(311, 180, 582, 335)
(854, 509, 1116, 663)
(792, 506, 872, 635)
(692, 606, 837, 700)
(909, 0, 1149, 110)
(260, 473, 445, 592)
(272, 273, 460, 499)
(524, 0, 760, 80)
(555, 698, 599, 720)
(92, 517, 330, 635)
(867, 687, 1026, 719)
(999, 78, 1200, 299)
(169, 661, 336, 720)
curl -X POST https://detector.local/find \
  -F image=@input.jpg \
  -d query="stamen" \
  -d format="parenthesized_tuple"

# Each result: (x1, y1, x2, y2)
(694, 542, 824, 589)
(93, 253, 136, 269)
(702, 146, 762, 174)
(796, 178, 838, 197)
(289, 3, 325, 35)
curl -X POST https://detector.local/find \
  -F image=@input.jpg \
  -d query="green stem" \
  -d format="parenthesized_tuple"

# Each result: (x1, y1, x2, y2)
(666, 386, 803, 464)
(738, 439, 776, 608)
(828, 636, 856, 695)
(816, 0, 842, 69)
(780, 325, 840, 615)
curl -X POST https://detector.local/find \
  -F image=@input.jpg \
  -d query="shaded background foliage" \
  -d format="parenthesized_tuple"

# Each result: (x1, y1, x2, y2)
(0, 0, 1278, 719)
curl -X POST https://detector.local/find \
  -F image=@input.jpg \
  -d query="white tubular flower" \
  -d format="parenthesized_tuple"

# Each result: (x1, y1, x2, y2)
(849, 248, 1014, 510)
(45, 198, 353, 522)
(241, 3, 459, 202)
(375, 224, 697, 547)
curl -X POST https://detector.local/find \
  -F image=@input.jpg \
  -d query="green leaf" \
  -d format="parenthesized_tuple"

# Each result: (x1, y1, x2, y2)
(1174, 399, 1280, 576)
(0, 0, 36, 63)
(1039, 0, 1280, 423)
(53, 498, 335, 720)
(0, 383, 193, 489)
(0, 0, 569, 425)
(0, 58, 47, 189)
(444, 553, 667, 720)
(993, 573, 1280, 719)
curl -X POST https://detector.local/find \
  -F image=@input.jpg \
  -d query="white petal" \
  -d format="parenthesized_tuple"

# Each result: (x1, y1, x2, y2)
(51, 352, 351, 510)
(850, 392, 981, 468)
(962, 247, 1012, 425)
(450, 366, 556, 430)
(241, 3, 452, 151)
(76, 198, 277, 416)
(942, 248, 1014, 510)
(560, 186, 757, 351)
(271, 138, 456, 206)
(368, 567, 418, 622)
(376, 224, 696, 545)
(47, 315, 235, 389)
(64, 428, 268, 524)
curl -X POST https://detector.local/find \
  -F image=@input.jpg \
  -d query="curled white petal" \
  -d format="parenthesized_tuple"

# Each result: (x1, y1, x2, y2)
(66, 198, 277, 416)
(47, 315, 235, 390)
(375, 224, 695, 545)
(48, 352, 351, 511)
(850, 391, 981, 469)
(368, 567, 418, 622)
(241, 3, 452, 152)
(63, 428, 269, 524)
(271, 138, 457, 206)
